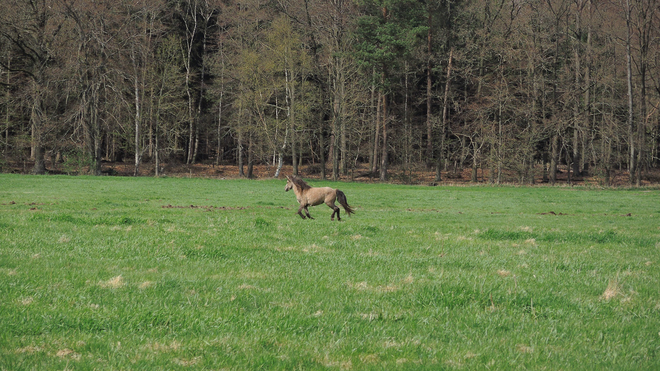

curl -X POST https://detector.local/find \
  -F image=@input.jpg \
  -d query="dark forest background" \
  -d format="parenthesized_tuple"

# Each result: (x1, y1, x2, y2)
(1, 0, 659, 185)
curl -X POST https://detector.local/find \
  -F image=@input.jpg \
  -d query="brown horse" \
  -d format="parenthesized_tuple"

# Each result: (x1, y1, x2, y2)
(285, 175, 354, 221)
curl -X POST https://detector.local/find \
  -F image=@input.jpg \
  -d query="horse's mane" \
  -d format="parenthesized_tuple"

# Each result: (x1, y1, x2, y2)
(290, 176, 311, 191)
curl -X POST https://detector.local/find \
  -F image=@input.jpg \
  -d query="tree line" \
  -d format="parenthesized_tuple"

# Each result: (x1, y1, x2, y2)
(1, 0, 659, 185)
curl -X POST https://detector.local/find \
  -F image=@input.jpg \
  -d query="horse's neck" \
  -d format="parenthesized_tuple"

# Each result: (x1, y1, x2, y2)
(293, 186, 305, 200)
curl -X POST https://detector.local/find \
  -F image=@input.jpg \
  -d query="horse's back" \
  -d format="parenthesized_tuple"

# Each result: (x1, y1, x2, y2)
(306, 187, 335, 205)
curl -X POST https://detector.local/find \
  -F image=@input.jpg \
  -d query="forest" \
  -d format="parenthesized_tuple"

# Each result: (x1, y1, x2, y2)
(1, 0, 659, 185)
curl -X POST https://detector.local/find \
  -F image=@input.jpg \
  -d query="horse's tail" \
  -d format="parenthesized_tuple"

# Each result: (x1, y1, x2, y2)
(336, 190, 354, 216)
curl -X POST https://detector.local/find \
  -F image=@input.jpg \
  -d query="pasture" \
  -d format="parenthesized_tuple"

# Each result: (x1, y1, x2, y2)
(1, 174, 659, 370)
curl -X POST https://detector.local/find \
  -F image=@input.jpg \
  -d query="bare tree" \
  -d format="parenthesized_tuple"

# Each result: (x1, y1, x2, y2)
(0, 0, 72, 174)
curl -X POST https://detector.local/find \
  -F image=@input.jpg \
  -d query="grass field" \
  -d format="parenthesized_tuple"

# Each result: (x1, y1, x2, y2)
(1, 174, 659, 370)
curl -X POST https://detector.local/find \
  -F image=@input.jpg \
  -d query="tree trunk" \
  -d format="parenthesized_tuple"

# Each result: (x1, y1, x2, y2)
(336, 54, 347, 176)
(497, 101, 503, 184)
(155, 123, 160, 177)
(319, 127, 326, 179)
(380, 90, 388, 181)
(426, 10, 433, 169)
(550, 133, 559, 185)
(471, 147, 478, 182)
(637, 59, 646, 187)
(31, 95, 46, 175)
(340, 91, 347, 176)
(625, 0, 635, 184)
(90, 86, 102, 176)
(436, 49, 453, 182)
(134, 76, 141, 177)
(292, 130, 298, 176)
(183, 0, 198, 165)
(583, 0, 592, 176)
(332, 69, 340, 181)
(217, 91, 224, 165)
(30, 84, 45, 174)
(634, 0, 653, 186)
(285, 67, 298, 177)
(275, 127, 287, 179)
(572, 3, 582, 178)
(371, 90, 381, 175)
(489, 145, 496, 184)
(237, 126, 244, 177)
(32, 145, 46, 174)
(369, 72, 380, 177)
(404, 62, 411, 178)
(193, 7, 210, 166)
(4, 55, 10, 154)
(247, 133, 254, 178)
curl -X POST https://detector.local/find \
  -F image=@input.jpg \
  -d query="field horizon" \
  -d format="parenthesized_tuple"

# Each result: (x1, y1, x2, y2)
(5, 159, 660, 187)
(1, 174, 659, 369)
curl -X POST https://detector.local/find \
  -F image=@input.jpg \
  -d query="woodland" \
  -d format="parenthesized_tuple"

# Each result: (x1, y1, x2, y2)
(1, 0, 659, 185)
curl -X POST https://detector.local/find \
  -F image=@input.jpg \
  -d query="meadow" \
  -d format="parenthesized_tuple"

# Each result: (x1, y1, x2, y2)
(1, 174, 659, 370)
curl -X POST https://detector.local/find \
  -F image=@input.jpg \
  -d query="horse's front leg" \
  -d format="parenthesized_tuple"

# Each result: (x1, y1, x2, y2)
(297, 205, 307, 219)
(304, 206, 314, 219)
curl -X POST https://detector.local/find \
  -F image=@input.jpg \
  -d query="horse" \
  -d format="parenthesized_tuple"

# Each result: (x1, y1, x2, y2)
(285, 175, 354, 221)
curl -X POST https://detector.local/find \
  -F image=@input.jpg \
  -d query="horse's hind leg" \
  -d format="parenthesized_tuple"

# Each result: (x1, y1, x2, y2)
(329, 204, 340, 221)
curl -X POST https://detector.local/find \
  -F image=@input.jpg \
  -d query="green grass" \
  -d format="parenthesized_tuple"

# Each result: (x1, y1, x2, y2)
(1, 174, 659, 370)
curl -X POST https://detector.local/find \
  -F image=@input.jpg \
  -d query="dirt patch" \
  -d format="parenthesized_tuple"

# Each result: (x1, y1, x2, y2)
(497, 270, 512, 277)
(347, 280, 401, 293)
(56, 348, 81, 360)
(174, 357, 201, 366)
(144, 341, 181, 353)
(99, 275, 125, 289)
(161, 204, 248, 210)
(601, 280, 622, 301)
(161, 204, 288, 211)
(15, 345, 43, 354)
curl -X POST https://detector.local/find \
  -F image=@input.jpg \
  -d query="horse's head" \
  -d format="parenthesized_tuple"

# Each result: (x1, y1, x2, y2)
(285, 176, 293, 192)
